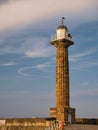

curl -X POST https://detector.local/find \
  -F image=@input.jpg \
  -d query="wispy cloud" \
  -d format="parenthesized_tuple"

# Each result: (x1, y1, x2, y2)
(17, 66, 33, 76)
(69, 47, 97, 62)
(80, 81, 89, 86)
(0, 90, 32, 99)
(34, 61, 53, 71)
(0, 0, 97, 31)
(17, 44, 98, 77)
(71, 87, 98, 97)
(0, 0, 8, 4)
(25, 38, 54, 58)
(0, 61, 18, 66)
(17, 61, 54, 77)
(0, 36, 55, 58)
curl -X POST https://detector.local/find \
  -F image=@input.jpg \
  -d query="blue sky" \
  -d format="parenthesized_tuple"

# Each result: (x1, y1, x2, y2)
(0, 0, 98, 118)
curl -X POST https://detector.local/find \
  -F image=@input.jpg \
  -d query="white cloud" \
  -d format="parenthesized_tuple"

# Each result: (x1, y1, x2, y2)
(23, 37, 55, 58)
(17, 66, 33, 76)
(25, 45, 54, 58)
(0, 0, 97, 31)
(0, 37, 55, 58)
(69, 47, 97, 62)
(80, 81, 89, 86)
(34, 61, 54, 71)
(0, 61, 18, 66)
(0, 0, 9, 4)
(17, 61, 54, 77)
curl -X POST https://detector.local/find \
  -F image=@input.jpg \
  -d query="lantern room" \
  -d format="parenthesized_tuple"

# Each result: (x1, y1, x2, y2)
(56, 24, 68, 40)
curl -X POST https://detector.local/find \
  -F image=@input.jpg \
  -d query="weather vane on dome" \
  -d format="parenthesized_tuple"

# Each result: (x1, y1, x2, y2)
(61, 17, 65, 25)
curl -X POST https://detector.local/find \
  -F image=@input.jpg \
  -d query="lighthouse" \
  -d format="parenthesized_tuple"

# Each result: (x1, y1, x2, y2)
(50, 18, 75, 123)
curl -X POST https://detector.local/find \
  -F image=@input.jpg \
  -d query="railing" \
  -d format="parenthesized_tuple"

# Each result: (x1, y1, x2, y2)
(51, 34, 73, 42)
(51, 34, 57, 41)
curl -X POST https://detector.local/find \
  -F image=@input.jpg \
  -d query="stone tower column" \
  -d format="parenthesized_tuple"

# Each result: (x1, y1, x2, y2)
(56, 43, 69, 109)
(51, 40, 73, 121)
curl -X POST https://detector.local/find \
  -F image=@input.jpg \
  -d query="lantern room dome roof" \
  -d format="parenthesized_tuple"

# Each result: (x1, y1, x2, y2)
(57, 24, 68, 31)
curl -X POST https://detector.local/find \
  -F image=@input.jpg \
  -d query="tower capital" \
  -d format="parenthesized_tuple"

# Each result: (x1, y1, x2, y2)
(51, 38, 74, 48)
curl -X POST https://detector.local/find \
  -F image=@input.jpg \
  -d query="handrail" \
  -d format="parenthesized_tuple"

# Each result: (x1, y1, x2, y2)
(51, 33, 73, 42)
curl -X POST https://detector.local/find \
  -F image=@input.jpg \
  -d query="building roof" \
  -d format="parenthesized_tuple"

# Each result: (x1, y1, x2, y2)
(57, 24, 68, 31)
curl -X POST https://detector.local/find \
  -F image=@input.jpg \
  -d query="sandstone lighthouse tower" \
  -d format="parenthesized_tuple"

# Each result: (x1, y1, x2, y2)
(50, 18, 75, 123)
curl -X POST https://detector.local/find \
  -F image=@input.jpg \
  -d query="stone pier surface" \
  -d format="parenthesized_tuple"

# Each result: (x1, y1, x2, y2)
(0, 118, 98, 130)
(0, 124, 98, 130)
(64, 124, 98, 130)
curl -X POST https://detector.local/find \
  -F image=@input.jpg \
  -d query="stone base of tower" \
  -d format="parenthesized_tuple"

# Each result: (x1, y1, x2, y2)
(50, 107, 57, 118)
(64, 107, 76, 123)
(50, 107, 75, 123)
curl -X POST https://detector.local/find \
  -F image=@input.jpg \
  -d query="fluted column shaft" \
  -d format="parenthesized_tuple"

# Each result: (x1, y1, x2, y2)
(55, 43, 70, 109)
